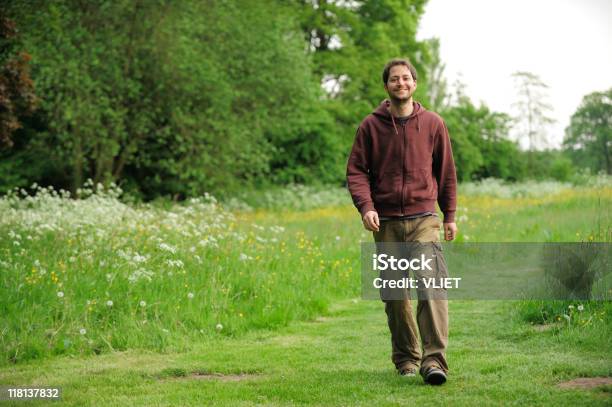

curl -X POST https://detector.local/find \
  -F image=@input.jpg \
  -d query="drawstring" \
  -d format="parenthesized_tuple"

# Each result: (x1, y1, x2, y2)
(391, 114, 400, 137)
(416, 114, 420, 132)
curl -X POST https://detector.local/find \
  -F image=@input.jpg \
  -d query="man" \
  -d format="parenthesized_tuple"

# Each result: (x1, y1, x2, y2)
(346, 58, 457, 385)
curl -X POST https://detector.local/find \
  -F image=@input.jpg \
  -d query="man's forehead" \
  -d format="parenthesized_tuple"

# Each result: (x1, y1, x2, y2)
(389, 65, 412, 77)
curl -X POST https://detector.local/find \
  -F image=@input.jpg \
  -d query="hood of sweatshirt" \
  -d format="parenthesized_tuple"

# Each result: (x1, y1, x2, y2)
(372, 99, 425, 133)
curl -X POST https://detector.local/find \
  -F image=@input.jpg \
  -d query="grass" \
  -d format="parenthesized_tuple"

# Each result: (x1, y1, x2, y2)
(0, 299, 610, 406)
(0, 179, 611, 405)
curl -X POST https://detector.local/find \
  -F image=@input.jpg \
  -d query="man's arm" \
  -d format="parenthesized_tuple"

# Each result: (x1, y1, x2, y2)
(433, 118, 457, 225)
(346, 125, 376, 218)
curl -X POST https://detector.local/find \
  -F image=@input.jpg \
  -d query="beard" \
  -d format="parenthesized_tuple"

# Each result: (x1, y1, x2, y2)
(387, 87, 414, 104)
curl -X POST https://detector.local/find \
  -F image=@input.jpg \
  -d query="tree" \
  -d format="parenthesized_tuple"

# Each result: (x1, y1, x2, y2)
(442, 92, 524, 182)
(564, 89, 612, 175)
(0, 12, 37, 149)
(511, 71, 555, 151)
(3, 0, 336, 196)
(291, 0, 431, 153)
(422, 37, 449, 112)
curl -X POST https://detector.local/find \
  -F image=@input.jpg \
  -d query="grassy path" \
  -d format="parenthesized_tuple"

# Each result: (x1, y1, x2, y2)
(1, 299, 609, 406)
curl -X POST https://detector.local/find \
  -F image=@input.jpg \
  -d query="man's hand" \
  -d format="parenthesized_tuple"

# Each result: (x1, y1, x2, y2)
(443, 222, 457, 241)
(362, 210, 380, 232)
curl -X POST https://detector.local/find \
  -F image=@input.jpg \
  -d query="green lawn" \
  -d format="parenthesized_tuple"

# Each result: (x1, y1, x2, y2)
(0, 299, 610, 406)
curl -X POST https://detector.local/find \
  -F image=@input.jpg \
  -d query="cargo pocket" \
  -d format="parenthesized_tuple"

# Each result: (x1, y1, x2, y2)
(433, 242, 449, 282)
(412, 242, 448, 300)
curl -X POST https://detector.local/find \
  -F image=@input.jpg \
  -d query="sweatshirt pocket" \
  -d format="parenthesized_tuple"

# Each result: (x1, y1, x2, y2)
(407, 168, 433, 201)
(373, 171, 400, 205)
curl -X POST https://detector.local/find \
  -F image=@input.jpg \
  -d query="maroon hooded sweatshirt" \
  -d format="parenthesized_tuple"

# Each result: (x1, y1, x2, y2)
(346, 99, 457, 223)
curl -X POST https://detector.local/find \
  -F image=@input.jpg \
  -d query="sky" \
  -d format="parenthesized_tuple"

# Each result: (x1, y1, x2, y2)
(417, 0, 612, 149)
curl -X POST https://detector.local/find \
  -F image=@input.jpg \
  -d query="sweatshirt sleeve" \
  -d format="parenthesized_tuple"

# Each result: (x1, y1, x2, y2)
(433, 118, 457, 223)
(346, 125, 375, 217)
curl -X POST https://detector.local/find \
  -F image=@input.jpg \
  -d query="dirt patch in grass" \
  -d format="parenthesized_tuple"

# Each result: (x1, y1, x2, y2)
(158, 367, 259, 382)
(189, 372, 255, 382)
(557, 377, 612, 389)
(531, 323, 563, 332)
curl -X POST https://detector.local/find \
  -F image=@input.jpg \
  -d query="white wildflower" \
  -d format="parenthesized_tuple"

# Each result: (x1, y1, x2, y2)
(106, 300, 113, 307)
(239, 253, 253, 261)
(165, 259, 184, 268)
(159, 243, 177, 254)
(577, 304, 584, 312)
(57, 291, 64, 298)
(215, 323, 223, 332)
(270, 225, 285, 234)
(139, 300, 146, 307)
(79, 328, 86, 335)
(133, 253, 147, 263)
(187, 292, 194, 299)
(128, 268, 154, 284)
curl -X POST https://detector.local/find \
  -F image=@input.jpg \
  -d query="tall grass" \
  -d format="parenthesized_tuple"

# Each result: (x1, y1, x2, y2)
(1, 178, 610, 365)
(0, 183, 360, 365)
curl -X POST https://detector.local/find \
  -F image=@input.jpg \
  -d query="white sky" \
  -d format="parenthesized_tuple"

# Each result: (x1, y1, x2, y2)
(417, 0, 612, 149)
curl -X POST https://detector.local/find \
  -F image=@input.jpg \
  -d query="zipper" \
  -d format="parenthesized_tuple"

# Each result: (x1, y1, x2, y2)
(400, 120, 407, 214)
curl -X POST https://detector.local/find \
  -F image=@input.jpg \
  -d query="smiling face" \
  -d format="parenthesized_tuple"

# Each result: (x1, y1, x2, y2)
(384, 64, 417, 103)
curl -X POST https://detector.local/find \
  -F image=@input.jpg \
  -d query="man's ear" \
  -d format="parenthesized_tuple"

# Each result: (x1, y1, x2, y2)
(384, 83, 389, 92)
(413, 80, 417, 91)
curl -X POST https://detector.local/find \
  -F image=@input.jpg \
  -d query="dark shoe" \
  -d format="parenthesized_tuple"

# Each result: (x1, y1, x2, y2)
(421, 366, 447, 385)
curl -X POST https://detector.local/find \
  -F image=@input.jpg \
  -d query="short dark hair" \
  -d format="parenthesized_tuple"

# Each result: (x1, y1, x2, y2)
(382, 58, 418, 84)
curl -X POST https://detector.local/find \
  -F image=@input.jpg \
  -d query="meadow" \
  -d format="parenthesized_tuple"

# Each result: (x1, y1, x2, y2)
(0, 177, 610, 405)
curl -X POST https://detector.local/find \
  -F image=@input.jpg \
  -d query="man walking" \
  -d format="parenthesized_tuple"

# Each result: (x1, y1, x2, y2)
(346, 58, 457, 385)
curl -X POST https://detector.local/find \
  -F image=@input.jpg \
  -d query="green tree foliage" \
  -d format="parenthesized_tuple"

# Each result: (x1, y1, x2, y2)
(2, 0, 338, 197)
(292, 0, 431, 150)
(564, 89, 611, 175)
(0, 12, 38, 149)
(442, 95, 525, 182)
(0, 1, 576, 197)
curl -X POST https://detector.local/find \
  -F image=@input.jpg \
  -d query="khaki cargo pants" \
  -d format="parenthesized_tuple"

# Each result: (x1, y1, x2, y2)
(373, 215, 449, 374)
